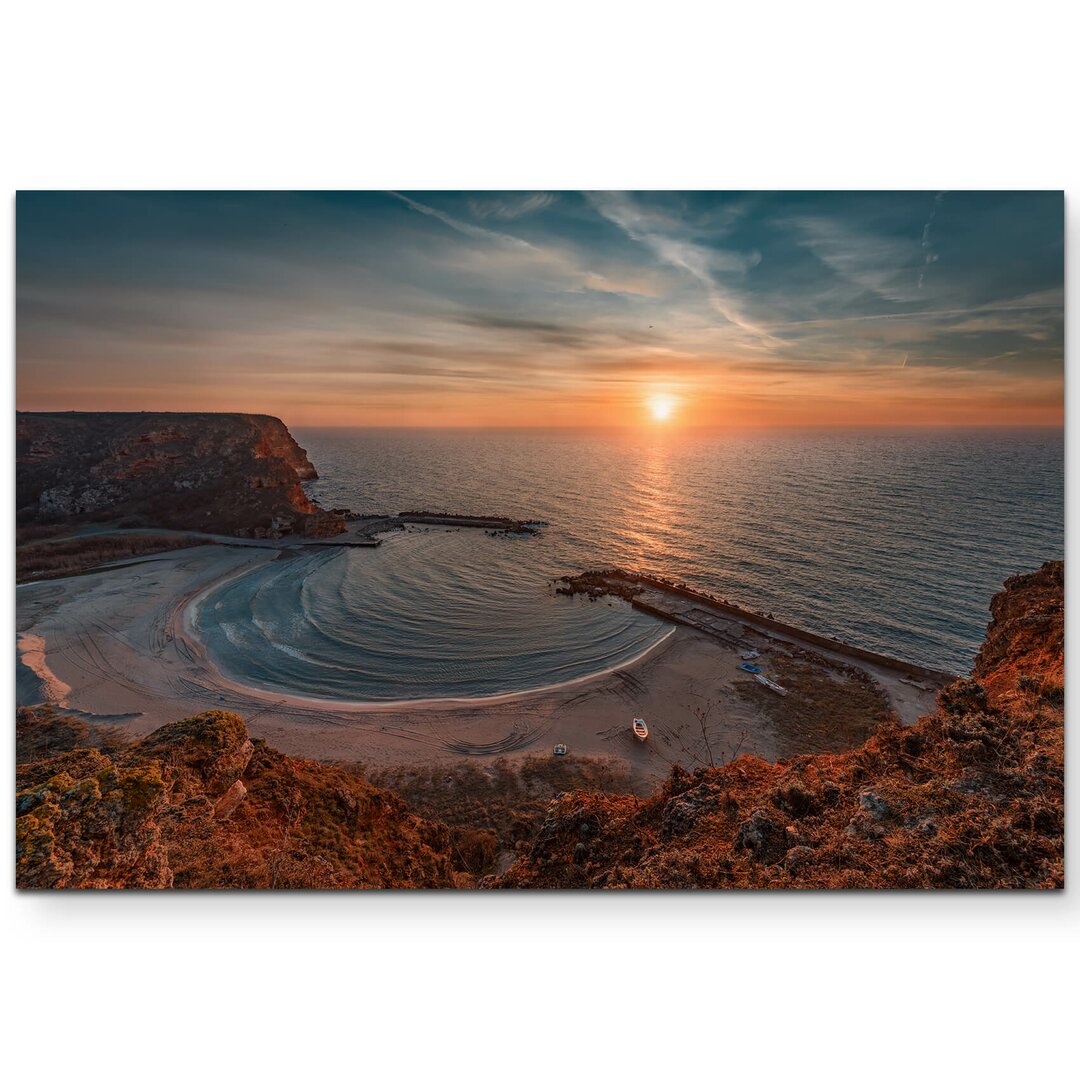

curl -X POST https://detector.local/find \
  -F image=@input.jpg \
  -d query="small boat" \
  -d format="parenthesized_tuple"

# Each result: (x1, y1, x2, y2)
(553, 743, 568, 756)
(740, 662, 763, 673)
(632, 717, 649, 742)
(741, 650, 760, 661)
(755, 673, 788, 696)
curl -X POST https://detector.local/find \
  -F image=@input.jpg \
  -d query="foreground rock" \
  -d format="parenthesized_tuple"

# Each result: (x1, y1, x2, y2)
(16, 710, 461, 888)
(16, 411, 344, 538)
(497, 562, 1064, 889)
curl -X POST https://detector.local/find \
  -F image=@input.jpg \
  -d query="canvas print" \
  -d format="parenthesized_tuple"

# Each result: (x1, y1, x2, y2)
(14, 191, 1063, 889)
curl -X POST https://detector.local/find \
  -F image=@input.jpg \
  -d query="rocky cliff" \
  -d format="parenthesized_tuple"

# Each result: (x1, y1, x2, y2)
(15, 411, 344, 537)
(497, 561, 1065, 889)
(16, 710, 463, 888)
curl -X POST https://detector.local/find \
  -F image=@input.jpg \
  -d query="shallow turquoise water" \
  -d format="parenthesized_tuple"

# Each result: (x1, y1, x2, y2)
(195, 528, 672, 702)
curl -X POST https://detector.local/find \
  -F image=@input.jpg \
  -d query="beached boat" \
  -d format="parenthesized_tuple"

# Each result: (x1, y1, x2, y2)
(740, 662, 763, 673)
(553, 743, 568, 756)
(632, 717, 649, 742)
(754, 673, 788, 696)
(741, 650, 760, 660)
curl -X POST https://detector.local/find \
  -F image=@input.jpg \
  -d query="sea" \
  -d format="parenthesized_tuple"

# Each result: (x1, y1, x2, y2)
(195, 427, 1063, 703)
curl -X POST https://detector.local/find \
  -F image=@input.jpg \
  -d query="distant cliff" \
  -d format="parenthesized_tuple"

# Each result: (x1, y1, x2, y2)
(497, 561, 1065, 889)
(15, 412, 344, 537)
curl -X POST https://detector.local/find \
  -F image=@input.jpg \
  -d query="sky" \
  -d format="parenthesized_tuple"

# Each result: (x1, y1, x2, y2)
(16, 190, 1063, 428)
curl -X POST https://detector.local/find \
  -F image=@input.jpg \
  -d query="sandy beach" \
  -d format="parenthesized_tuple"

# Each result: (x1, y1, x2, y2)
(15, 539, 944, 788)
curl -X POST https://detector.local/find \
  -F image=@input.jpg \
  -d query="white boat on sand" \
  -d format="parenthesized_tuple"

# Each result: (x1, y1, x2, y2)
(632, 717, 649, 742)
(754, 673, 788, 696)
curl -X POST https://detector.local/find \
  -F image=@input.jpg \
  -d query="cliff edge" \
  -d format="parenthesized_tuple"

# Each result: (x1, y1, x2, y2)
(16, 710, 463, 888)
(15, 411, 344, 537)
(497, 561, 1064, 889)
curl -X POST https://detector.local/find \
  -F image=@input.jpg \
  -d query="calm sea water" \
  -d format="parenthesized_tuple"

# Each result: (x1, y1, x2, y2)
(197, 428, 1062, 702)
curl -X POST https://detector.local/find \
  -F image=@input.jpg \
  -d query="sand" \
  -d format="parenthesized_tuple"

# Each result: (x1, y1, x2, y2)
(15, 543, 943, 787)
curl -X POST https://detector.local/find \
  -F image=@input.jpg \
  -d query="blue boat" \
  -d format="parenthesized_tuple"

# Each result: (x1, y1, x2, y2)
(740, 662, 763, 673)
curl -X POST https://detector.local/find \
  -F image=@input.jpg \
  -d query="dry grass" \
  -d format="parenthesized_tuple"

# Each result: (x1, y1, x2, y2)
(734, 646, 897, 756)
(368, 754, 637, 875)
(16, 533, 206, 582)
(16, 705, 130, 765)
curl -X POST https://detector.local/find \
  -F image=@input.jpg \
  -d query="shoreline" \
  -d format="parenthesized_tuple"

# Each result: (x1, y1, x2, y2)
(16, 531, 946, 780)
(177, 538, 678, 711)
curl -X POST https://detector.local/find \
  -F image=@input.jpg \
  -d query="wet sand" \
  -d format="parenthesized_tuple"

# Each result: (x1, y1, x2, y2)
(15, 542, 943, 786)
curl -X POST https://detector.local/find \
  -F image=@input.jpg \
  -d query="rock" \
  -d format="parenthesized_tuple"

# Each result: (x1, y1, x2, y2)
(734, 809, 787, 863)
(858, 790, 891, 821)
(661, 785, 722, 840)
(773, 782, 816, 817)
(214, 780, 247, 820)
(135, 712, 254, 796)
(784, 845, 814, 869)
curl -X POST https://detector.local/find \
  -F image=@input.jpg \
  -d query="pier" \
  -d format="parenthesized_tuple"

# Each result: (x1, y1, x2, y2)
(556, 569, 954, 720)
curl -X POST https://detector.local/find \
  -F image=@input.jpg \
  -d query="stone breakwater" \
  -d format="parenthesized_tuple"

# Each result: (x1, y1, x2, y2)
(556, 568, 954, 682)
(397, 511, 543, 535)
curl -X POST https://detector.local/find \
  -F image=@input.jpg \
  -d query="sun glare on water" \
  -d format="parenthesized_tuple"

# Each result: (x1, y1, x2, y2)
(648, 394, 677, 422)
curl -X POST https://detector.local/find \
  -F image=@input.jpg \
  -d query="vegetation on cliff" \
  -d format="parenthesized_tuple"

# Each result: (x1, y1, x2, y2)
(16, 710, 463, 888)
(498, 562, 1064, 889)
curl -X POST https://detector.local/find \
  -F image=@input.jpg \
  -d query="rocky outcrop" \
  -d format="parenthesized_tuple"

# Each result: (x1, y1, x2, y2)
(974, 560, 1064, 702)
(497, 561, 1064, 889)
(16, 710, 461, 889)
(15, 412, 344, 537)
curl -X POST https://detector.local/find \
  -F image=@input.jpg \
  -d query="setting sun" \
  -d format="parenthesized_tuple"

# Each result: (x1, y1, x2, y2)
(648, 394, 677, 422)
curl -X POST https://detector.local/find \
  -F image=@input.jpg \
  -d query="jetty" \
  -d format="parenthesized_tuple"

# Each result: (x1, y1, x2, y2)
(396, 511, 540, 534)
(557, 570, 954, 686)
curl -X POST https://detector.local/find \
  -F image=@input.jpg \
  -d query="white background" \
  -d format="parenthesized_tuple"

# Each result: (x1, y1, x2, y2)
(2, 2, 1076, 1077)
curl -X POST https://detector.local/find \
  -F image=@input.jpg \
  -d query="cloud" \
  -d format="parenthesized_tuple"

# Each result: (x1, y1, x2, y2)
(918, 191, 946, 289)
(469, 193, 557, 220)
(584, 191, 778, 345)
(387, 191, 535, 249)
(457, 313, 592, 348)
(789, 215, 920, 303)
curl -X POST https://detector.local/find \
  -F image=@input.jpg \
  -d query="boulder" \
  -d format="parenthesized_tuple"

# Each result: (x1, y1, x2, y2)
(214, 780, 247, 820)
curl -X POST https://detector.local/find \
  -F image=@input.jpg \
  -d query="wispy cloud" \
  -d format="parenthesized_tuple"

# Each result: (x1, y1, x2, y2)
(391, 191, 672, 301)
(918, 191, 946, 289)
(584, 191, 777, 346)
(790, 215, 920, 303)
(771, 299, 1062, 329)
(468, 193, 557, 220)
(388, 191, 535, 249)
